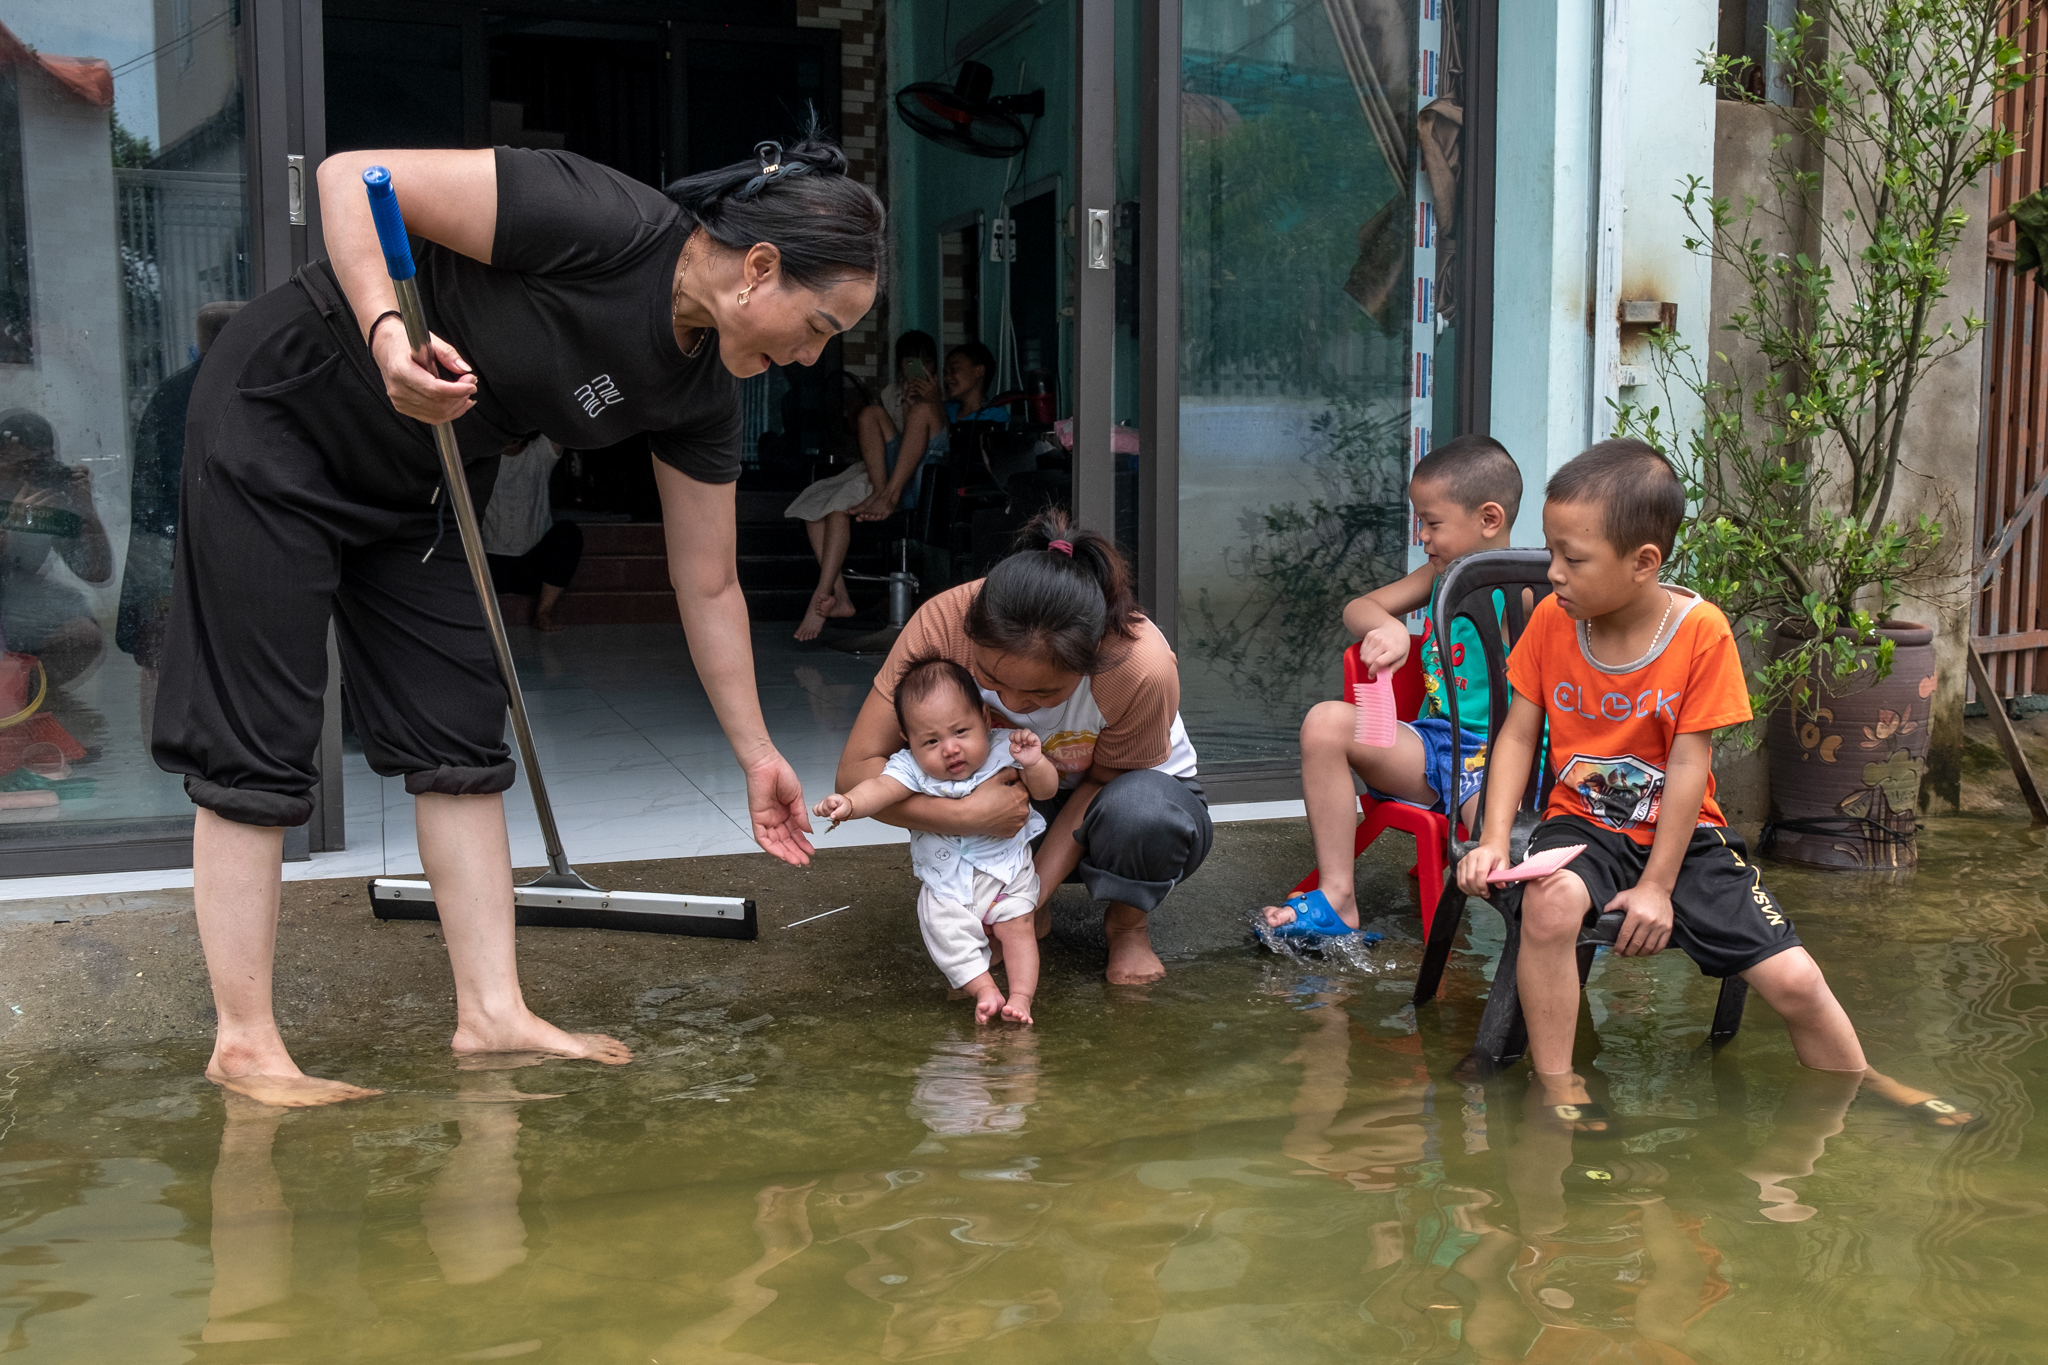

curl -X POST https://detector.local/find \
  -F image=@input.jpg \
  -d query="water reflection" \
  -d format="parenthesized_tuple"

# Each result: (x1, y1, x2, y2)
(4, 817, 2047, 1360)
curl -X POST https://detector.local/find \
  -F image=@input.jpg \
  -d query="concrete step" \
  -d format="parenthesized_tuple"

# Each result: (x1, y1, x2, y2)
(577, 521, 665, 556)
(573, 554, 670, 592)
(498, 585, 828, 627)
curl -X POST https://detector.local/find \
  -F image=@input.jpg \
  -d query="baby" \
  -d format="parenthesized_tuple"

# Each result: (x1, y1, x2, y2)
(813, 657, 1059, 1023)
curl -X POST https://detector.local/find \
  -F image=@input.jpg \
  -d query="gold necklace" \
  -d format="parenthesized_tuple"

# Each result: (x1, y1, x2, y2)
(671, 243, 708, 358)
(1591, 588, 1674, 662)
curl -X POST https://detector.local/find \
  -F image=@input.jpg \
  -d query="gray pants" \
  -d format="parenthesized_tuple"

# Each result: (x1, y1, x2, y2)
(1031, 769, 1212, 912)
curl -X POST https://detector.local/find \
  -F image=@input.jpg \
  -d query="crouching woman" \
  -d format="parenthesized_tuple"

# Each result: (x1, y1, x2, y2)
(836, 512, 1211, 983)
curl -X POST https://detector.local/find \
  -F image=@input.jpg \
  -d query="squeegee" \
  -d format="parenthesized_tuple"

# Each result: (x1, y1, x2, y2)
(360, 166, 755, 939)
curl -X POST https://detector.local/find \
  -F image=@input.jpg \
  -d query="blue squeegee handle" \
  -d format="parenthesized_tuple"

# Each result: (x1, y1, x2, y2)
(361, 167, 586, 886)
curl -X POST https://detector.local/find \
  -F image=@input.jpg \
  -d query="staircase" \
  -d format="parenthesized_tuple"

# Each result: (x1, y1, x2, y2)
(496, 492, 886, 627)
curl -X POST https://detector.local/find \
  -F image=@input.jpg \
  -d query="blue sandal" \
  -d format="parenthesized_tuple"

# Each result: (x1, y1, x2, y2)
(1267, 889, 1359, 940)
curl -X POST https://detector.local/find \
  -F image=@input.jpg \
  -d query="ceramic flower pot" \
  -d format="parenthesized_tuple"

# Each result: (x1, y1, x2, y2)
(1763, 620, 1936, 869)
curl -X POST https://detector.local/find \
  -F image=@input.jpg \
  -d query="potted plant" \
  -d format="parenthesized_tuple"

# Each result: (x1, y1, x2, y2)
(1616, 0, 2026, 868)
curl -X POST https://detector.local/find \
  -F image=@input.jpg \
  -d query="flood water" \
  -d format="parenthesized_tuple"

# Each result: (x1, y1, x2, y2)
(5, 814, 2047, 1363)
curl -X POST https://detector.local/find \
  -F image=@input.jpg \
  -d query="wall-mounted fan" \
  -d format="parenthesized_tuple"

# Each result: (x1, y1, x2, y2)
(894, 61, 1044, 159)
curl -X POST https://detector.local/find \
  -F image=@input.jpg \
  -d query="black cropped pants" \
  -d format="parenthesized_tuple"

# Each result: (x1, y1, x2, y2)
(152, 274, 512, 828)
(1032, 769, 1213, 911)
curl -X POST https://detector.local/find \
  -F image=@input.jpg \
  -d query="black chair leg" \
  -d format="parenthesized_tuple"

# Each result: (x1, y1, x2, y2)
(1412, 871, 1468, 1005)
(1467, 904, 1529, 1071)
(1709, 974, 1748, 1043)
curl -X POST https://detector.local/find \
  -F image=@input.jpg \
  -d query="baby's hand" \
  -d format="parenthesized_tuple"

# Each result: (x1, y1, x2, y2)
(812, 793, 854, 825)
(1006, 729, 1044, 767)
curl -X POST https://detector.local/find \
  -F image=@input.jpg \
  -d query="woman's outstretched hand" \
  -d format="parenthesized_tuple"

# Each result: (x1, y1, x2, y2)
(745, 752, 816, 866)
(372, 323, 477, 425)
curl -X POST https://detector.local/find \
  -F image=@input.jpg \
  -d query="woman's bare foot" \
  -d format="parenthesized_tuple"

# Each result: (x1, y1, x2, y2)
(1534, 1070, 1609, 1133)
(1000, 991, 1034, 1025)
(825, 585, 858, 619)
(1104, 905, 1166, 985)
(1860, 1070, 1977, 1127)
(452, 1012, 632, 1066)
(208, 1071, 382, 1108)
(973, 982, 1007, 1024)
(207, 1035, 381, 1108)
(1261, 890, 1359, 931)
(533, 602, 563, 632)
(794, 596, 831, 642)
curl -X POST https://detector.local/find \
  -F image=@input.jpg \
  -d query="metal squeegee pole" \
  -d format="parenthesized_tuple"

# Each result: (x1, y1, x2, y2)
(364, 167, 579, 883)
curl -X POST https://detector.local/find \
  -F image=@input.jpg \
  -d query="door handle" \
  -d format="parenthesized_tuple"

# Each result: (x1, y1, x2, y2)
(1087, 207, 1111, 269)
(287, 154, 306, 226)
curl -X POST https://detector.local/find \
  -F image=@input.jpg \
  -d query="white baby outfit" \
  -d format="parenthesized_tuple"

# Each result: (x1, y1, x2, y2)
(883, 734, 1047, 988)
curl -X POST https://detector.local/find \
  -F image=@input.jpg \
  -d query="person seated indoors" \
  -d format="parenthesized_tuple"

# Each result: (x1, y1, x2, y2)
(813, 658, 1061, 1024)
(1261, 434, 1523, 939)
(942, 341, 1013, 424)
(785, 331, 949, 640)
(1456, 439, 1976, 1133)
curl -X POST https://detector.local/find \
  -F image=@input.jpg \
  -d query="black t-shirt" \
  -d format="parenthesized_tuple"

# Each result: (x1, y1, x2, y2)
(404, 148, 740, 483)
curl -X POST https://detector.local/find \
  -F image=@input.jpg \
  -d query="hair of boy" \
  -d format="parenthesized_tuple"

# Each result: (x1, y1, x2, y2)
(1410, 433, 1522, 525)
(948, 340, 997, 380)
(1545, 438, 1685, 560)
(894, 656, 986, 736)
(894, 330, 939, 371)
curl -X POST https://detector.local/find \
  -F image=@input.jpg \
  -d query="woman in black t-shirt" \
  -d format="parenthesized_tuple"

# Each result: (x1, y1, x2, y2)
(153, 137, 882, 1106)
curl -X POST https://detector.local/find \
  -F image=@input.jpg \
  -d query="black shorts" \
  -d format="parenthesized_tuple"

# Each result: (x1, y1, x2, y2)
(1527, 814, 1802, 978)
(150, 271, 514, 828)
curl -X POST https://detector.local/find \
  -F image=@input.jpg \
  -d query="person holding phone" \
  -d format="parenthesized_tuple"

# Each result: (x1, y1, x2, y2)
(784, 329, 948, 640)
(0, 409, 113, 687)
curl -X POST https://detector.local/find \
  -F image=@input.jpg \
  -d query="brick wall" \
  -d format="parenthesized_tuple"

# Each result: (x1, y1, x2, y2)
(798, 0, 887, 385)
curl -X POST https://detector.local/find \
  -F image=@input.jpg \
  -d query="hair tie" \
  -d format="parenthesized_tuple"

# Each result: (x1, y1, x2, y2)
(734, 140, 811, 202)
(1048, 539, 1073, 557)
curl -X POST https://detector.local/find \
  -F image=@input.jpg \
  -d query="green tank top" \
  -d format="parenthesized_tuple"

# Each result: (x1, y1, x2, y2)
(1419, 582, 1501, 734)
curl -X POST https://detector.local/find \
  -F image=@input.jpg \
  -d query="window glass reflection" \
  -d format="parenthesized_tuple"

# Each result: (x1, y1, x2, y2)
(0, 7, 248, 869)
(1178, 0, 1465, 767)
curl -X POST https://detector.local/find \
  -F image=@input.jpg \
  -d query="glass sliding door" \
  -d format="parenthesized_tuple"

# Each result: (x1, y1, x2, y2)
(0, 5, 253, 873)
(1175, 0, 1469, 769)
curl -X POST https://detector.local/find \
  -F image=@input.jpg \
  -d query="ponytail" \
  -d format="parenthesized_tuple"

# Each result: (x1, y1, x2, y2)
(966, 509, 1140, 675)
(663, 127, 887, 292)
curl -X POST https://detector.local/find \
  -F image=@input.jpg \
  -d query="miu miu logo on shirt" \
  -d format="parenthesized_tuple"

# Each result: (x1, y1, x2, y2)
(573, 373, 623, 417)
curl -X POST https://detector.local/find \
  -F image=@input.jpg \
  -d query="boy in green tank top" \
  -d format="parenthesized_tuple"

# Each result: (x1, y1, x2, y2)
(1261, 435, 1523, 939)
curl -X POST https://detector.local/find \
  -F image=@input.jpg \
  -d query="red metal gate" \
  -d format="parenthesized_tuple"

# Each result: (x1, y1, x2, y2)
(1978, 0, 2048, 697)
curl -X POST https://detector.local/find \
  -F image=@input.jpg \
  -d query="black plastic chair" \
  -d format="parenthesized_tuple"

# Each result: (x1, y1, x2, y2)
(1406, 550, 1749, 1072)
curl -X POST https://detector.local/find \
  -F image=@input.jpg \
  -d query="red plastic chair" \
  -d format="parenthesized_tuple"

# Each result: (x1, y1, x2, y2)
(1286, 632, 1467, 943)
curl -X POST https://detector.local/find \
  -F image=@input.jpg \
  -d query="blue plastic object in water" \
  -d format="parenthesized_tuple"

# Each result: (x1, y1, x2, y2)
(361, 166, 415, 281)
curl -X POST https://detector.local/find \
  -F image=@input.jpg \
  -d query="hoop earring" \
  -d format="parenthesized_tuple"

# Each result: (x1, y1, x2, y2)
(737, 283, 754, 305)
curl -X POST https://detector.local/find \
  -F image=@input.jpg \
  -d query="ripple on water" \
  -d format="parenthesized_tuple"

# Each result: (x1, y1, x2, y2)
(2, 815, 2047, 1361)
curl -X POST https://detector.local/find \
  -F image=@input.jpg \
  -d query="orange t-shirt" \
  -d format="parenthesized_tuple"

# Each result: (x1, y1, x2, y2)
(1506, 588, 1752, 845)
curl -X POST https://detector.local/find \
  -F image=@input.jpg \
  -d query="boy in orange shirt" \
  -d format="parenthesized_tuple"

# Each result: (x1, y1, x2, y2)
(1457, 440, 1972, 1132)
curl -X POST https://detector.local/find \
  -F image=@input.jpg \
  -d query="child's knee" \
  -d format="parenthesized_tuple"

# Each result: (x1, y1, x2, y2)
(1301, 701, 1355, 750)
(1520, 874, 1590, 945)
(1748, 950, 1832, 1014)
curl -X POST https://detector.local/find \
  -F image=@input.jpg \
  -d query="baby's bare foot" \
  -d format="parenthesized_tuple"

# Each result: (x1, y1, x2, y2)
(1000, 992, 1034, 1025)
(453, 1013, 632, 1067)
(973, 984, 1007, 1024)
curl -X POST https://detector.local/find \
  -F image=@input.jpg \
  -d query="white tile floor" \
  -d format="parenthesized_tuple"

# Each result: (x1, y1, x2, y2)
(0, 623, 1302, 902)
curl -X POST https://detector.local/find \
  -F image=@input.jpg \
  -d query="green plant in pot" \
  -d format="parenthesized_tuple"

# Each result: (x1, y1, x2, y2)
(1614, 0, 2026, 869)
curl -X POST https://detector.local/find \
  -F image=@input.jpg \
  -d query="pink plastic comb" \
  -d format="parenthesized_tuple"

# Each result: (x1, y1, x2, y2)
(1353, 670, 1397, 748)
(1487, 844, 1587, 885)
